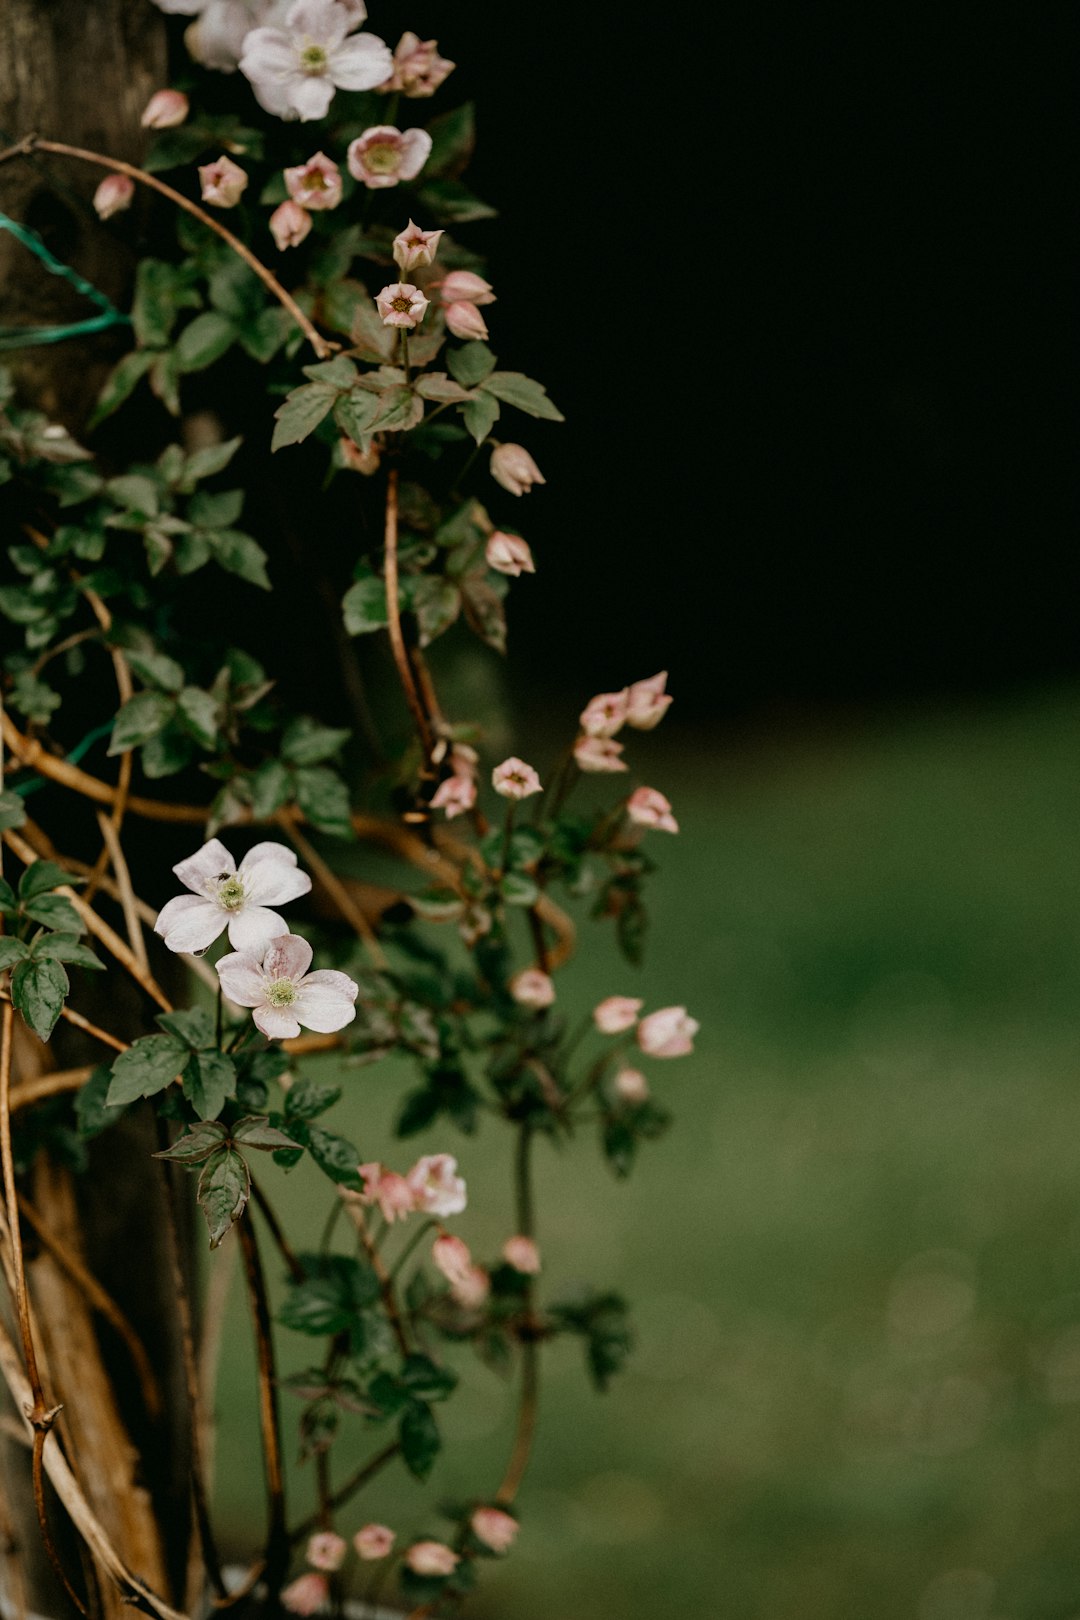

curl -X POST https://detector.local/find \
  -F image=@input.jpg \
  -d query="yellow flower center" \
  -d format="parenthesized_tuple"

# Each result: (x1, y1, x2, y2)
(264, 978, 298, 1008)
(216, 875, 246, 911)
(364, 144, 399, 174)
(300, 44, 328, 74)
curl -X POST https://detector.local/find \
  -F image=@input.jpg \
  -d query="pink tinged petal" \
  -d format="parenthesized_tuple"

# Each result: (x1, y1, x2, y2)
(239, 843, 313, 905)
(253, 1003, 303, 1040)
(289, 74, 337, 120)
(293, 970, 359, 1033)
(226, 905, 290, 954)
(396, 127, 433, 180)
(262, 932, 314, 981)
(173, 838, 235, 895)
(329, 32, 395, 90)
(215, 952, 270, 1007)
(285, 0, 347, 45)
(154, 895, 226, 954)
(240, 27, 297, 77)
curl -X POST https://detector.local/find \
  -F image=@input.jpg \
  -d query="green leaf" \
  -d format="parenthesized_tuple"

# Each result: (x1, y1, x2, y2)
(460, 575, 507, 654)
(88, 350, 156, 428)
(284, 1078, 341, 1120)
(133, 259, 201, 348)
(349, 299, 396, 364)
(424, 103, 476, 178)
(157, 1007, 214, 1047)
(447, 342, 497, 389)
(190, 488, 244, 529)
(0, 938, 29, 971)
(22, 894, 83, 933)
(399, 1401, 441, 1480)
(74, 1067, 120, 1140)
(141, 725, 196, 779)
(400, 1354, 458, 1401)
(175, 311, 236, 373)
(19, 861, 74, 901)
(417, 177, 497, 224)
(415, 373, 472, 403)
(411, 576, 461, 647)
(281, 716, 351, 767)
(249, 758, 291, 820)
(481, 371, 564, 421)
(501, 872, 539, 907)
(108, 691, 176, 754)
(208, 530, 271, 590)
(123, 648, 185, 692)
(305, 1126, 364, 1191)
(106, 1033, 188, 1107)
(279, 1276, 354, 1336)
(342, 572, 388, 635)
(183, 1050, 237, 1121)
(183, 435, 243, 484)
(233, 1115, 300, 1151)
(0, 790, 27, 832)
(154, 1120, 228, 1164)
(197, 1146, 251, 1248)
(177, 686, 220, 749)
(10, 956, 69, 1042)
(334, 388, 381, 444)
(461, 391, 500, 445)
(293, 768, 353, 838)
(271, 384, 336, 452)
(31, 933, 104, 971)
(302, 356, 358, 388)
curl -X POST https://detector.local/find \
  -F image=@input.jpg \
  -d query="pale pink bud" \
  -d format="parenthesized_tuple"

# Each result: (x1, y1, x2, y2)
(407, 1154, 467, 1217)
(339, 436, 380, 475)
(393, 219, 444, 272)
(405, 1541, 460, 1577)
(510, 968, 555, 1009)
(638, 1006, 699, 1059)
(626, 785, 679, 833)
(140, 89, 189, 130)
(626, 671, 673, 730)
(490, 443, 545, 496)
(282, 1573, 328, 1616)
(93, 174, 135, 220)
(451, 1265, 491, 1309)
(445, 301, 489, 341)
(574, 736, 627, 773)
(199, 155, 248, 208)
(358, 1163, 416, 1223)
(593, 996, 644, 1034)
(440, 270, 496, 307)
(432, 1232, 474, 1288)
(486, 532, 535, 577)
(470, 1506, 519, 1553)
(354, 1524, 395, 1561)
(613, 1066, 650, 1104)
(347, 126, 432, 190)
(579, 690, 630, 738)
(492, 757, 542, 799)
(375, 281, 429, 330)
(451, 742, 479, 778)
(270, 200, 313, 251)
(502, 1236, 541, 1274)
(306, 1532, 347, 1572)
(431, 775, 477, 820)
(284, 152, 343, 212)
(381, 33, 456, 98)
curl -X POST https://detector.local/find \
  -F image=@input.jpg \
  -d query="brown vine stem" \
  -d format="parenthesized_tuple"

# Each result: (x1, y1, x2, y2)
(236, 1213, 290, 1601)
(250, 1176, 306, 1284)
(288, 1440, 401, 1542)
(383, 467, 434, 760)
(274, 811, 388, 970)
(494, 1122, 540, 1506)
(0, 134, 334, 360)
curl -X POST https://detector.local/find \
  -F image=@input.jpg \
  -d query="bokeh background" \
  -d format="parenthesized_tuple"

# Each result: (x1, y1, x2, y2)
(212, 5, 1079, 1619)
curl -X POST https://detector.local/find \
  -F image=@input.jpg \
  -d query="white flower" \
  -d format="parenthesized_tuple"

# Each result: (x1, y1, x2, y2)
(216, 932, 358, 1040)
(154, 838, 311, 956)
(406, 1154, 467, 1217)
(240, 0, 392, 121)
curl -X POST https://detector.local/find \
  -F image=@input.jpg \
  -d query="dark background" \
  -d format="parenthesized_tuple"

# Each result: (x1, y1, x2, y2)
(397, 1, 1074, 722)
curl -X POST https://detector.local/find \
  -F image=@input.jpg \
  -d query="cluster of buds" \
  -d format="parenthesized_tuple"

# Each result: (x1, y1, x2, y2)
(437, 268, 496, 342)
(356, 1154, 467, 1222)
(574, 672, 673, 775)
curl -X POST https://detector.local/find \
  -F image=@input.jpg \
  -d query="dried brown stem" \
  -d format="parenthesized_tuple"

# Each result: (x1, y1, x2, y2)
(495, 1123, 540, 1506)
(236, 1214, 289, 1600)
(250, 1176, 305, 1285)
(382, 467, 434, 759)
(94, 809, 148, 973)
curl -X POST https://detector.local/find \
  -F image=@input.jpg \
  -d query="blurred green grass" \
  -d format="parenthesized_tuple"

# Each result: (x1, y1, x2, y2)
(212, 687, 1080, 1620)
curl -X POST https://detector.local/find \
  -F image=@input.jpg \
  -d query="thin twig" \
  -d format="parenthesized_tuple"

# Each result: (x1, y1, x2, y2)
(275, 812, 387, 969)
(250, 1177, 305, 1285)
(94, 810, 148, 973)
(236, 1215, 289, 1602)
(382, 468, 433, 759)
(288, 1440, 401, 1542)
(495, 1123, 540, 1505)
(340, 1194, 410, 1358)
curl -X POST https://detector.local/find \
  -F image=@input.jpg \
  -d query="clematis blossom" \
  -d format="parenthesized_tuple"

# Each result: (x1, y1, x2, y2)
(393, 220, 443, 272)
(492, 757, 542, 799)
(281, 1573, 328, 1616)
(574, 736, 627, 773)
(486, 532, 535, 577)
(451, 1265, 490, 1308)
(141, 90, 190, 128)
(439, 270, 495, 306)
(357, 1163, 416, 1223)
(510, 968, 556, 1008)
(430, 775, 477, 820)
(270, 199, 312, 249)
(431, 1233, 473, 1288)
(154, 838, 311, 955)
(306, 1532, 347, 1571)
(405, 1543, 459, 1578)
(613, 1067, 650, 1104)
(579, 689, 630, 738)
(93, 175, 135, 220)
(638, 1005, 699, 1058)
(626, 670, 673, 730)
(490, 443, 545, 496)
(501, 1236, 541, 1274)
(406, 1154, 467, 1217)
(216, 932, 358, 1039)
(347, 125, 432, 189)
(471, 1507, 519, 1553)
(445, 301, 489, 341)
(380, 32, 455, 97)
(199, 154, 248, 206)
(626, 785, 679, 833)
(354, 1524, 395, 1561)
(240, 0, 392, 121)
(375, 282, 429, 329)
(593, 995, 643, 1034)
(284, 151, 342, 210)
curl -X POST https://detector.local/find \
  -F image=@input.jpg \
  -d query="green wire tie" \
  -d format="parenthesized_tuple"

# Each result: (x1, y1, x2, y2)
(0, 211, 130, 350)
(13, 721, 116, 799)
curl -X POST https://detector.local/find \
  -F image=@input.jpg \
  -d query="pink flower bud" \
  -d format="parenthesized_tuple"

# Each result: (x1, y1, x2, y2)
(445, 301, 489, 341)
(490, 444, 545, 496)
(282, 1574, 328, 1616)
(612, 1066, 650, 1104)
(93, 174, 135, 220)
(354, 1524, 395, 1561)
(440, 270, 496, 307)
(199, 154, 248, 208)
(626, 671, 673, 730)
(470, 1506, 519, 1553)
(270, 200, 312, 251)
(284, 152, 343, 212)
(381, 33, 456, 98)
(432, 1232, 473, 1288)
(492, 757, 542, 799)
(510, 968, 555, 1009)
(574, 736, 627, 773)
(347, 126, 432, 190)
(579, 690, 630, 738)
(358, 1163, 416, 1223)
(502, 1236, 541, 1274)
(451, 1265, 491, 1309)
(339, 436, 380, 475)
(393, 219, 444, 272)
(405, 1541, 460, 1577)
(593, 996, 643, 1034)
(407, 1154, 467, 1216)
(638, 1006, 699, 1059)
(626, 785, 679, 833)
(140, 89, 189, 130)
(451, 742, 479, 778)
(431, 775, 477, 820)
(486, 532, 535, 577)
(306, 1532, 347, 1572)
(375, 282, 429, 330)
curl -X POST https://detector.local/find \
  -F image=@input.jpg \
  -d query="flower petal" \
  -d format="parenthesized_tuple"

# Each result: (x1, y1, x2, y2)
(254, 1003, 302, 1040)
(286, 0, 348, 48)
(173, 838, 234, 895)
(154, 895, 226, 954)
(262, 933, 314, 981)
(396, 127, 433, 180)
(293, 970, 359, 1033)
(227, 905, 289, 954)
(288, 74, 336, 120)
(216, 952, 269, 1007)
(329, 33, 395, 91)
(239, 842, 313, 905)
(239, 26, 296, 78)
